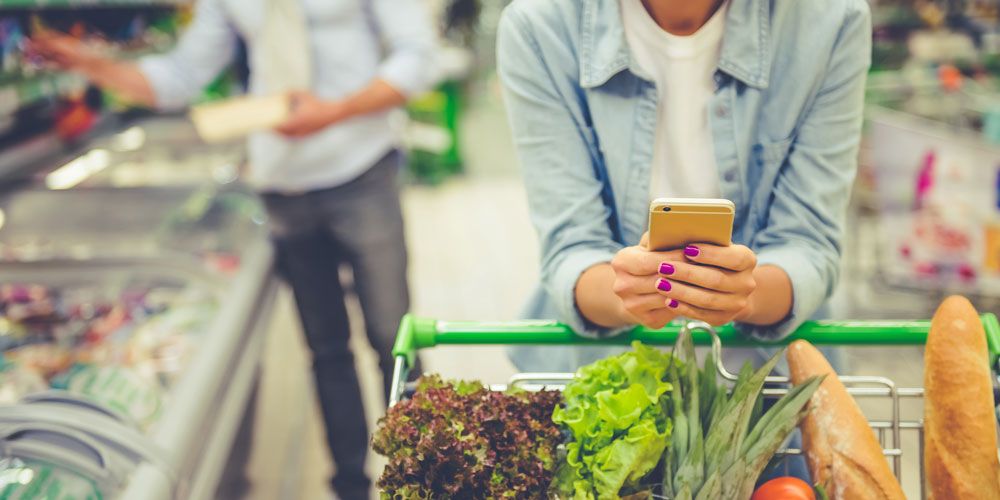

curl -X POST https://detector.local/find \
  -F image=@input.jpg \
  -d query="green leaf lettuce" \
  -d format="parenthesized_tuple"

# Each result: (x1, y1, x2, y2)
(553, 342, 675, 499)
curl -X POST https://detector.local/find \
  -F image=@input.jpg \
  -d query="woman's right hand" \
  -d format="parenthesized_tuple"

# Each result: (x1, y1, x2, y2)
(610, 233, 684, 329)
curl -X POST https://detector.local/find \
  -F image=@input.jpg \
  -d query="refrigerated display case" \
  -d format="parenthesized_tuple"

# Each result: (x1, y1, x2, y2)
(0, 115, 278, 500)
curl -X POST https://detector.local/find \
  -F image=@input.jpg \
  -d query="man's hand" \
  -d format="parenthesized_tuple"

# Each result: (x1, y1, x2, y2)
(274, 91, 351, 138)
(28, 31, 156, 107)
(653, 243, 758, 326)
(29, 32, 99, 71)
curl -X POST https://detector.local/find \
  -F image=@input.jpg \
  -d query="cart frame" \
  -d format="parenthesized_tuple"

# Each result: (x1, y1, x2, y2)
(388, 313, 1000, 499)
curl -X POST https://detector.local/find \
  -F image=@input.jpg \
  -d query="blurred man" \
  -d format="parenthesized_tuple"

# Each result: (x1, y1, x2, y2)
(34, 0, 437, 498)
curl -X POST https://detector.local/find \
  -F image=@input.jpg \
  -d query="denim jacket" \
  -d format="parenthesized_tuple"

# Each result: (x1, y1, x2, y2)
(497, 0, 871, 370)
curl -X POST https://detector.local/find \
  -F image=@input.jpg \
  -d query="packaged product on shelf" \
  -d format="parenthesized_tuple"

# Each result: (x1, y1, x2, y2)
(0, 362, 47, 404)
(0, 279, 217, 427)
(0, 457, 103, 499)
(56, 364, 163, 428)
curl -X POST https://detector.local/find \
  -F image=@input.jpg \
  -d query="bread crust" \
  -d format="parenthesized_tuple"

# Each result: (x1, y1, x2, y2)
(787, 340, 905, 500)
(924, 295, 1000, 500)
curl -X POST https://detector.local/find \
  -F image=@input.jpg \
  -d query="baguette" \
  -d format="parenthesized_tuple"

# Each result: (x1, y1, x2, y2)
(787, 340, 905, 500)
(924, 295, 1000, 500)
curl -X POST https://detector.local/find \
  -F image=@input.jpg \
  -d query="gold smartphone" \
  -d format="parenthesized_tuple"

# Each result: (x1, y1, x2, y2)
(647, 198, 735, 251)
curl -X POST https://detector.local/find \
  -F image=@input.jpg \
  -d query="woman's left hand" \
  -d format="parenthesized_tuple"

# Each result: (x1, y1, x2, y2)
(653, 243, 758, 326)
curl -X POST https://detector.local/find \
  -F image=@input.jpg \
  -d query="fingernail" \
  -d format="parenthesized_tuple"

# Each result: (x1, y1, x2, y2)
(684, 245, 700, 257)
(656, 279, 672, 292)
(668, 299, 679, 308)
(659, 262, 675, 275)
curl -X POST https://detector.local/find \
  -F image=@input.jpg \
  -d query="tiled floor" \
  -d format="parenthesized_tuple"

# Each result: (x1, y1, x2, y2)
(241, 75, 966, 499)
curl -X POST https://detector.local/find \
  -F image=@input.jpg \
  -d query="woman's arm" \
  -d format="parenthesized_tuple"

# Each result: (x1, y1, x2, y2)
(497, 6, 628, 336)
(739, 2, 871, 338)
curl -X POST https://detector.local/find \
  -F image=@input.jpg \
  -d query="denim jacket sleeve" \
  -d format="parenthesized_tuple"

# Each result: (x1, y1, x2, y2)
(496, 8, 626, 338)
(738, 2, 872, 340)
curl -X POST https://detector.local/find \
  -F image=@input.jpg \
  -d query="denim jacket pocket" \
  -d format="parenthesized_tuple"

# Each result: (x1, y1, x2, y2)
(748, 137, 794, 229)
(758, 137, 794, 164)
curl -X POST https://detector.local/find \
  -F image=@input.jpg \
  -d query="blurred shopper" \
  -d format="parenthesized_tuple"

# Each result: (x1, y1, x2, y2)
(498, 0, 871, 371)
(33, 0, 437, 497)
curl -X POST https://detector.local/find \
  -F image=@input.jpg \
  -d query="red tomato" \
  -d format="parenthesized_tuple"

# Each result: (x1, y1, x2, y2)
(750, 477, 816, 500)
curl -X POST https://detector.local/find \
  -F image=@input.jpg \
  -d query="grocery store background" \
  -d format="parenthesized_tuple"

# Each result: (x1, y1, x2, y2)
(0, 0, 997, 499)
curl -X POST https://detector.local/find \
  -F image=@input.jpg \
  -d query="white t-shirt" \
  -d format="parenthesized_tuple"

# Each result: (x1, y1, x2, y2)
(619, 0, 727, 199)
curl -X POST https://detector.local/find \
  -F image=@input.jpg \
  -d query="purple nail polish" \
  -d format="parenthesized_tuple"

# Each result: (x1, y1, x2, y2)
(659, 262, 675, 275)
(684, 245, 700, 257)
(668, 299, 679, 308)
(656, 279, 672, 292)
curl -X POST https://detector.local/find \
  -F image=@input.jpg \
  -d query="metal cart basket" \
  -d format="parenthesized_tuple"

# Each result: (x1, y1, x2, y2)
(388, 313, 1000, 500)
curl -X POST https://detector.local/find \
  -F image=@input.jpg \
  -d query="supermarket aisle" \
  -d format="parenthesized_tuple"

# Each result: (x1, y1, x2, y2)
(246, 78, 532, 499)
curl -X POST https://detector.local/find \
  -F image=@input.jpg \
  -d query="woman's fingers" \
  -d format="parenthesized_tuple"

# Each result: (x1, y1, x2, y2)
(621, 292, 673, 314)
(656, 260, 756, 294)
(653, 277, 749, 313)
(612, 271, 660, 296)
(667, 301, 738, 326)
(624, 304, 680, 330)
(682, 244, 757, 272)
(618, 290, 679, 329)
(612, 246, 685, 275)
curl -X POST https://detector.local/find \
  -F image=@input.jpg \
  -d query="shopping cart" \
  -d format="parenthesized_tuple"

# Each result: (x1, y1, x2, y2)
(387, 313, 1000, 500)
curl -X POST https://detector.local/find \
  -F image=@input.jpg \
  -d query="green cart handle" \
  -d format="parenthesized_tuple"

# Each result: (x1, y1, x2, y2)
(391, 313, 1000, 368)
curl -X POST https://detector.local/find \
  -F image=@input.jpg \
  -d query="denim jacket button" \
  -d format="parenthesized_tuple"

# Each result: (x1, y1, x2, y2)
(724, 170, 737, 182)
(715, 106, 729, 118)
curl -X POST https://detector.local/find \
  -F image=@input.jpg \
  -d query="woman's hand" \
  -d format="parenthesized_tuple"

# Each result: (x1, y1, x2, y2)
(609, 239, 685, 329)
(653, 244, 758, 326)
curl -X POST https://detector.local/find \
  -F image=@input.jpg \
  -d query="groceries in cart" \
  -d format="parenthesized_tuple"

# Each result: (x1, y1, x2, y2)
(0, 281, 216, 428)
(787, 340, 904, 499)
(923, 296, 1000, 499)
(375, 337, 823, 499)
(375, 296, 1000, 499)
(373, 375, 563, 498)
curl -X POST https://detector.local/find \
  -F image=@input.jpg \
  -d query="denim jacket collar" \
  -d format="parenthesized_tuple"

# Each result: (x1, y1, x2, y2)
(579, 0, 771, 89)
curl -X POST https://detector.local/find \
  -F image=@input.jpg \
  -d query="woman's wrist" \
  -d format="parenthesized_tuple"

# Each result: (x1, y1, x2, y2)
(733, 265, 792, 326)
(575, 263, 633, 329)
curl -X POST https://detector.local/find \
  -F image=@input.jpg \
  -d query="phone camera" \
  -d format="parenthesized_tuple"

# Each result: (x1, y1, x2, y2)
(661, 206, 672, 212)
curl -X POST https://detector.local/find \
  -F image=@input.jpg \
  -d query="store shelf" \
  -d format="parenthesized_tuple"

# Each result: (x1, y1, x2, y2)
(0, 72, 87, 115)
(0, 0, 186, 8)
(0, 116, 275, 499)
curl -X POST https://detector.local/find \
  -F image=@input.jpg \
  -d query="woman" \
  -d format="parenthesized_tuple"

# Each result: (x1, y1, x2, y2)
(497, 0, 870, 371)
